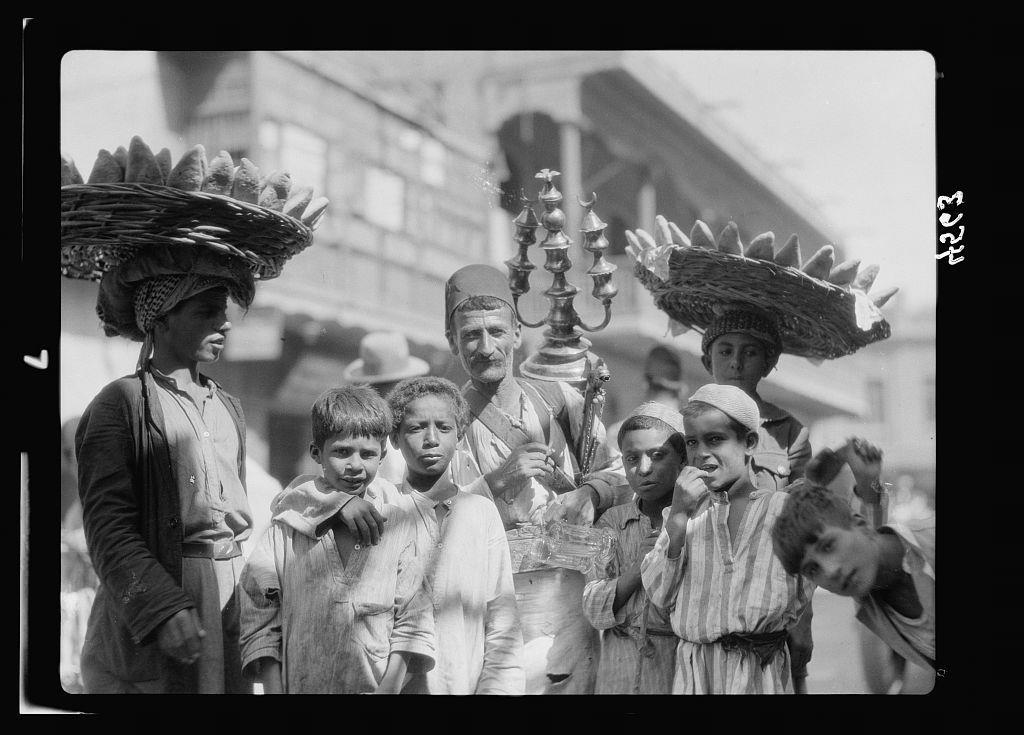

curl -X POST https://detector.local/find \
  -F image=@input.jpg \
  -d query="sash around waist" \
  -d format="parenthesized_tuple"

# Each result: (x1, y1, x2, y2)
(680, 630, 789, 670)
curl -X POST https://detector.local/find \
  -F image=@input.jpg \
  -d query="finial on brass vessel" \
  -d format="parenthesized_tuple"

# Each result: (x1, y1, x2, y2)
(504, 169, 618, 385)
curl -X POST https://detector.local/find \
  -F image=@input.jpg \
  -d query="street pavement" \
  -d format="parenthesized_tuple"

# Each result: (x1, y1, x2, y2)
(806, 588, 871, 694)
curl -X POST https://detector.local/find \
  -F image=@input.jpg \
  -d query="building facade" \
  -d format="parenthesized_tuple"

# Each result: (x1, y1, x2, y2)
(61, 50, 922, 487)
(810, 303, 936, 505)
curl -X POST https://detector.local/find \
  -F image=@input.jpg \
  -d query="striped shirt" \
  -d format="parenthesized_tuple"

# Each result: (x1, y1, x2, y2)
(640, 479, 813, 694)
(238, 479, 435, 693)
(582, 499, 678, 694)
(395, 475, 524, 694)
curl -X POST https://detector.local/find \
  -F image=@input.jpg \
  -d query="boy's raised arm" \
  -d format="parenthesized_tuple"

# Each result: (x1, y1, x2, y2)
(641, 467, 707, 610)
(838, 438, 888, 528)
(638, 466, 704, 610)
(335, 495, 388, 546)
(665, 466, 708, 558)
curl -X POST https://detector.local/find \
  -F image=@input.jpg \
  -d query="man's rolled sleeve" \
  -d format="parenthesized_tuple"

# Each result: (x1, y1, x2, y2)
(582, 513, 624, 629)
(237, 528, 283, 677)
(389, 539, 436, 674)
(584, 473, 632, 514)
(640, 514, 686, 612)
(582, 578, 625, 630)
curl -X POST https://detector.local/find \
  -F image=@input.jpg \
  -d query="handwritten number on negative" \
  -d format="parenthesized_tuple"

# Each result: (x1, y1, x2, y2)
(938, 226, 964, 245)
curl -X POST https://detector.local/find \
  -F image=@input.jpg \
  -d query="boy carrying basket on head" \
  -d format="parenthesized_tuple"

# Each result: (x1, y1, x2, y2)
(627, 214, 899, 693)
(238, 386, 435, 693)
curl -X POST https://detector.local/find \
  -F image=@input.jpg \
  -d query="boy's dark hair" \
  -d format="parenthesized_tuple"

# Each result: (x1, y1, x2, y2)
(311, 386, 393, 449)
(385, 376, 470, 436)
(772, 481, 857, 576)
(681, 400, 753, 441)
(617, 414, 686, 456)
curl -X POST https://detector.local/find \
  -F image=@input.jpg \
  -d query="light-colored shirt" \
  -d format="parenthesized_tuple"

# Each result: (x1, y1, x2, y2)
(395, 475, 524, 694)
(450, 379, 629, 530)
(238, 478, 435, 693)
(752, 396, 812, 490)
(150, 367, 251, 544)
(582, 499, 677, 694)
(855, 518, 935, 671)
(640, 482, 813, 694)
(377, 444, 408, 486)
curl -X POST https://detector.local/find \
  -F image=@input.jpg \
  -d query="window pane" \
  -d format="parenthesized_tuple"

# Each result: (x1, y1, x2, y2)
(280, 123, 327, 193)
(364, 167, 405, 231)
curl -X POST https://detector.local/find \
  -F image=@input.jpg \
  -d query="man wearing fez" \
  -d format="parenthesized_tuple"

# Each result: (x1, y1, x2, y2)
(443, 264, 629, 694)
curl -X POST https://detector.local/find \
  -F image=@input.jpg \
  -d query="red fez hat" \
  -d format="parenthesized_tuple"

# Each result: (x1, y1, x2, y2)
(444, 264, 514, 325)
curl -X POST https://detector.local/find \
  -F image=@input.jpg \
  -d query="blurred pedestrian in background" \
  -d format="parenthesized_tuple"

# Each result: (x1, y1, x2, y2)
(343, 331, 430, 485)
(607, 344, 689, 452)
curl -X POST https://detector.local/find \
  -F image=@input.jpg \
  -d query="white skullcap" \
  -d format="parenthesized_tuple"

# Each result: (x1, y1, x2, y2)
(688, 384, 761, 435)
(617, 401, 687, 445)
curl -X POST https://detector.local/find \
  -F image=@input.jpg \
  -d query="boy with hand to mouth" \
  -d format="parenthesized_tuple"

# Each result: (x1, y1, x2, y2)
(772, 445, 935, 694)
(581, 403, 685, 694)
(386, 377, 524, 694)
(701, 307, 811, 491)
(237, 387, 435, 693)
(640, 384, 813, 694)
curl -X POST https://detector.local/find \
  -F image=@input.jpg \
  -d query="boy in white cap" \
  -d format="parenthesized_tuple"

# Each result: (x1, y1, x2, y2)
(701, 307, 820, 692)
(640, 384, 813, 694)
(582, 402, 685, 694)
